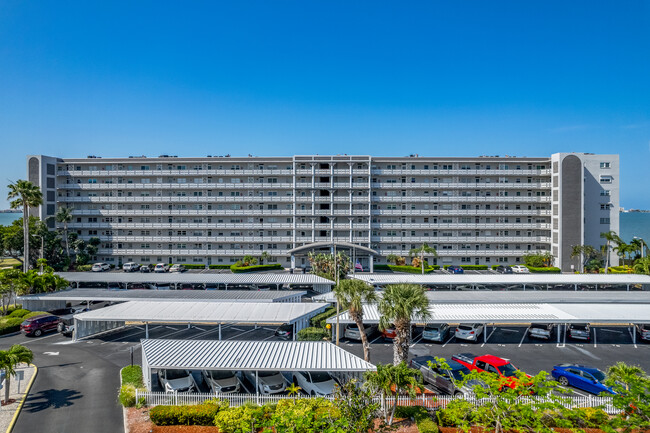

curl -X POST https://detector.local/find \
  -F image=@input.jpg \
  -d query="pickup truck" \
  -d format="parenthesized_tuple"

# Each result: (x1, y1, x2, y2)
(451, 353, 529, 388)
(410, 356, 480, 396)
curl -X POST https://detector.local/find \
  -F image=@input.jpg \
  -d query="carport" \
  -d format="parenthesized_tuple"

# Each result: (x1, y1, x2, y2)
(56, 272, 335, 293)
(73, 300, 328, 342)
(350, 273, 650, 291)
(327, 302, 650, 345)
(140, 338, 376, 392)
(18, 288, 307, 311)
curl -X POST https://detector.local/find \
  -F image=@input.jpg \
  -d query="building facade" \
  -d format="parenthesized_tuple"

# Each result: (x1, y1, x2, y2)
(27, 153, 619, 271)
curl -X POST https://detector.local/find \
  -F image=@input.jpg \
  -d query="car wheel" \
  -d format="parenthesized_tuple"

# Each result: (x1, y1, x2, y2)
(558, 376, 569, 386)
(454, 391, 463, 397)
(34, 329, 43, 337)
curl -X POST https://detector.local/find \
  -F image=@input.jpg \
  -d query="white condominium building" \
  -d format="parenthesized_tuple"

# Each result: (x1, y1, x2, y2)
(27, 153, 619, 271)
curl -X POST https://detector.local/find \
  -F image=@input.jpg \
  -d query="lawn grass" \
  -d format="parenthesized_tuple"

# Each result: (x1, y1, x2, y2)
(122, 365, 144, 387)
(0, 258, 20, 269)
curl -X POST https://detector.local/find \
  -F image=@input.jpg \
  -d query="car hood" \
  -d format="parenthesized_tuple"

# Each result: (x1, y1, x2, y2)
(208, 375, 239, 389)
(311, 379, 337, 395)
(259, 374, 285, 387)
(164, 376, 193, 390)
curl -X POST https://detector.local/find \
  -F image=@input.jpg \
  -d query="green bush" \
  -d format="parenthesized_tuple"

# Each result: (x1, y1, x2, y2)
(310, 306, 337, 328)
(150, 402, 226, 426)
(121, 365, 144, 387)
(22, 311, 51, 320)
(208, 264, 232, 269)
(0, 317, 24, 335)
(119, 384, 136, 407)
(385, 264, 437, 274)
(297, 327, 329, 341)
(417, 417, 439, 433)
(395, 405, 429, 420)
(2, 304, 23, 316)
(527, 266, 561, 273)
(436, 399, 474, 428)
(8, 308, 30, 318)
(230, 263, 283, 273)
(270, 398, 340, 432)
(214, 403, 267, 433)
(76, 264, 92, 271)
(175, 264, 206, 269)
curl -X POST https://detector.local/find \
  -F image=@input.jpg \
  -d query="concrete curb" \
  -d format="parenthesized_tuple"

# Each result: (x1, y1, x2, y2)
(5, 364, 38, 433)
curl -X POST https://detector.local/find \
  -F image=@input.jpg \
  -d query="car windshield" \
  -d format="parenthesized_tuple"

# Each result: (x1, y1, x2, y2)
(425, 324, 440, 331)
(258, 371, 278, 378)
(165, 370, 188, 380)
(572, 325, 588, 331)
(347, 324, 359, 330)
(530, 324, 548, 329)
(309, 372, 332, 383)
(209, 370, 235, 380)
(590, 370, 606, 382)
(451, 367, 471, 381)
(498, 363, 519, 377)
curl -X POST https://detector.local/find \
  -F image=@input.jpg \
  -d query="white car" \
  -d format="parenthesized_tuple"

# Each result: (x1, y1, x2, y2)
(91, 263, 110, 272)
(158, 369, 197, 393)
(169, 264, 186, 273)
(511, 265, 530, 274)
(154, 263, 170, 273)
(454, 323, 485, 342)
(292, 371, 338, 396)
(122, 262, 140, 272)
(344, 323, 377, 341)
(243, 371, 286, 395)
(202, 370, 241, 394)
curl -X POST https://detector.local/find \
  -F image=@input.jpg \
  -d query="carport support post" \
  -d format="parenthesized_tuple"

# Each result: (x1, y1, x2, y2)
(557, 324, 561, 344)
(255, 371, 260, 404)
(218, 324, 222, 340)
(633, 325, 636, 344)
(145, 322, 149, 339)
(293, 323, 296, 341)
(484, 324, 487, 343)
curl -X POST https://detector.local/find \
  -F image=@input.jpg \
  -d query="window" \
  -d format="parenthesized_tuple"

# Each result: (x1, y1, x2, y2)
(600, 203, 611, 210)
(599, 176, 613, 184)
(600, 162, 611, 169)
(600, 218, 611, 224)
(600, 190, 611, 196)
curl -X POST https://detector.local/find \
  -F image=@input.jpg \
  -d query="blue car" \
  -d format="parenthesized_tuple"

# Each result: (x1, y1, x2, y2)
(551, 364, 614, 395)
(448, 266, 464, 274)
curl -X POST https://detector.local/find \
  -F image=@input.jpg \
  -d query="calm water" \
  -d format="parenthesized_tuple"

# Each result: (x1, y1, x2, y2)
(620, 212, 650, 243)
(0, 212, 21, 226)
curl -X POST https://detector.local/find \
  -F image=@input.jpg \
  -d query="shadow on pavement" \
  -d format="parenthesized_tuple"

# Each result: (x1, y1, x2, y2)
(23, 389, 83, 412)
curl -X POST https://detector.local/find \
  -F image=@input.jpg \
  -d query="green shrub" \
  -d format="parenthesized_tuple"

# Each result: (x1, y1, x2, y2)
(121, 365, 144, 387)
(214, 403, 267, 433)
(374, 264, 390, 271)
(395, 405, 428, 420)
(76, 264, 92, 271)
(8, 308, 30, 318)
(119, 384, 136, 407)
(230, 263, 283, 273)
(297, 327, 329, 341)
(386, 265, 437, 274)
(270, 398, 340, 432)
(417, 417, 439, 433)
(310, 306, 337, 328)
(176, 264, 206, 269)
(0, 317, 24, 335)
(150, 402, 226, 426)
(208, 264, 232, 269)
(436, 399, 474, 428)
(22, 311, 51, 320)
(527, 266, 561, 273)
(2, 304, 23, 316)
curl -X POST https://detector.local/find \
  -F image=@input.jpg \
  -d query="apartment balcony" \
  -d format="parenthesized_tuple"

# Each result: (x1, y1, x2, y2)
(294, 236, 367, 243)
(104, 235, 293, 243)
(295, 223, 369, 230)
(60, 169, 294, 177)
(66, 222, 294, 230)
(294, 182, 369, 189)
(376, 249, 549, 257)
(59, 195, 295, 204)
(372, 209, 552, 216)
(59, 182, 294, 190)
(371, 195, 551, 203)
(98, 249, 291, 256)
(294, 168, 368, 176)
(371, 222, 551, 230)
(294, 209, 369, 216)
(70, 209, 294, 216)
(372, 236, 551, 243)
(370, 169, 551, 176)
(294, 196, 360, 203)
(372, 182, 551, 190)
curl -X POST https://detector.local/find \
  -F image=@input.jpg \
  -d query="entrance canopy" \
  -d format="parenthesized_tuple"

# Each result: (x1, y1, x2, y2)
(287, 241, 379, 256)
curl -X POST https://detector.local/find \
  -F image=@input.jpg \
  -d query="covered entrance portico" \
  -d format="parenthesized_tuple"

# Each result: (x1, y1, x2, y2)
(288, 241, 380, 273)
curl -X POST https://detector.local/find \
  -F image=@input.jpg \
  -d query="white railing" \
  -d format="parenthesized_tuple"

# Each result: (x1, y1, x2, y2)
(135, 390, 617, 414)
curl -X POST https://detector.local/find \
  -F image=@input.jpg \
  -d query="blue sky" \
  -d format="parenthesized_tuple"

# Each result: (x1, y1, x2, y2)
(0, 1, 648, 208)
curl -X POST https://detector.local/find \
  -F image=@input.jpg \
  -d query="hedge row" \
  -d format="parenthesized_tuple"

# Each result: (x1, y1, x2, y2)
(310, 306, 337, 328)
(150, 402, 226, 426)
(526, 266, 561, 273)
(297, 327, 329, 341)
(1, 304, 24, 316)
(375, 264, 438, 273)
(23, 311, 50, 319)
(230, 263, 283, 273)
(8, 308, 30, 318)
(76, 264, 92, 271)
(0, 316, 24, 335)
(208, 264, 232, 269)
(176, 264, 206, 269)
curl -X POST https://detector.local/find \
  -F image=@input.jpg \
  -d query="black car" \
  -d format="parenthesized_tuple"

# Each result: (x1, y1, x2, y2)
(139, 265, 153, 273)
(495, 265, 513, 274)
(275, 324, 293, 340)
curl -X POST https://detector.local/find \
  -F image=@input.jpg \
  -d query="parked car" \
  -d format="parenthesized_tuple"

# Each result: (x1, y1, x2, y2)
(635, 324, 650, 342)
(452, 353, 529, 389)
(344, 323, 377, 341)
(122, 262, 140, 272)
(128, 283, 149, 290)
(107, 282, 123, 290)
(292, 371, 338, 396)
(48, 306, 88, 316)
(551, 364, 614, 395)
(154, 263, 170, 273)
(275, 324, 293, 340)
(202, 370, 241, 394)
(179, 283, 197, 290)
(139, 264, 152, 273)
(410, 356, 477, 396)
(91, 262, 110, 272)
(568, 323, 591, 341)
(528, 323, 554, 340)
(169, 264, 186, 273)
(20, 314, 61, 337)
(454, 323, 485, 342)
(422, 323, 450, 343)
(447, 265, 464, 274)
(495, 265, 513, 274)
(243, 370, 286, 395)
(158, 369, 198, 393)
(57, 316, 75, 337)
(511, 265, 530, 274)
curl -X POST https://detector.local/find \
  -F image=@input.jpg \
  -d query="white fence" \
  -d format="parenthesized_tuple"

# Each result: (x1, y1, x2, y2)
(135, 390, 618, 414)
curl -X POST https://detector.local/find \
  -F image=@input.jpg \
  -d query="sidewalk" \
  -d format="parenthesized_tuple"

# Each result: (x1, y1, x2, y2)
(0, 364, 36, 433)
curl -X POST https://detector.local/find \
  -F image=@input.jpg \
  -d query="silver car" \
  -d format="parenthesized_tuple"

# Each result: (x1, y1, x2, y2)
(243, 371, 286, 395)
(455, 323, 485, 342)
(202, 370, 241, 394)
(422, 323, 450, 342)
(344, 323, 377, 340)
(158, 369, 197, 393)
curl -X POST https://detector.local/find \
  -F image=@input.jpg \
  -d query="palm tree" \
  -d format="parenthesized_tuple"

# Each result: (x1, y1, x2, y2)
(630, 237, 647, 261)
(363, 362, 422, 425)
(334, 279, 377, 362)
(605, 362, 645, 393)
(633, 257, 650, 275)
(408, 244, 437, 274)
(7, 180, 43, 272)
(378, 284, 431, 365)
(600, 231, 621, 274)
(55, 206, 73, 260)
(0, 344, 34, 404)
(570, 245, 585, 273)
(259, 251, 270, 265)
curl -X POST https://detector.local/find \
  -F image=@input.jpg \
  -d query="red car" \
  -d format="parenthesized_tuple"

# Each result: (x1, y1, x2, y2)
(21, 314, 61, 337)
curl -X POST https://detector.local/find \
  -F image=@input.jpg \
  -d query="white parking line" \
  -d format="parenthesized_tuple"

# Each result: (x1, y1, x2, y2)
(442, 335, 455, 347)
(369, 335, 383, 344)
(410, 334, 423, 347)
(189, 328, 221, 340)
(628, 327, 638, 349)
(593, 328, 597, 348)
(226, 328, 258, 340)
(481, 328, 496, 347)
(20, 332, 62, 344)
(518, 327, 530, 347)
(600, 329, 624, 334)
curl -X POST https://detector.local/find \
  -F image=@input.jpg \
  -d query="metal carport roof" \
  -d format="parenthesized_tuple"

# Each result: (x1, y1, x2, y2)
(141, 339, 376, 372)
(18, 288, 306, 303)
(75, 300, 327, 325)
(327, 303, 650, 325)
(57, 272, 334, 286)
